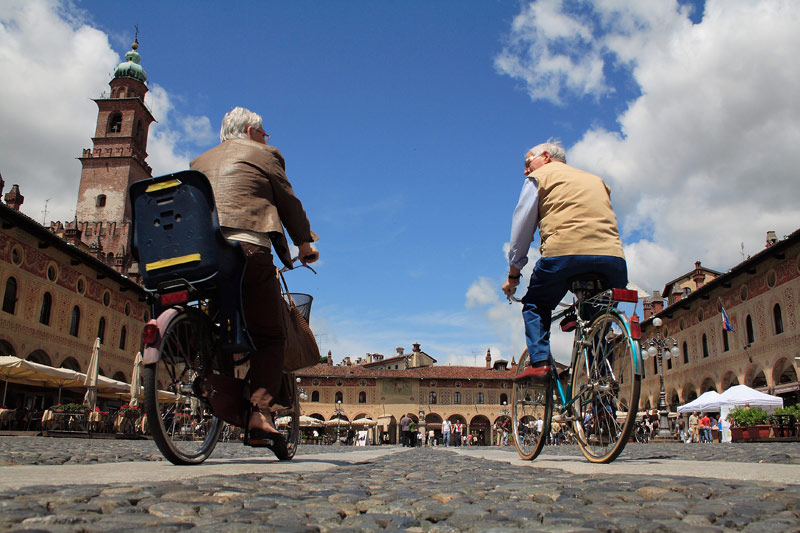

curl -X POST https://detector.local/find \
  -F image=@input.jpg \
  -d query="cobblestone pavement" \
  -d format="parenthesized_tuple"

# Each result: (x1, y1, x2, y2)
(1, 437, 799, 531)
(1, 436, 799, 466)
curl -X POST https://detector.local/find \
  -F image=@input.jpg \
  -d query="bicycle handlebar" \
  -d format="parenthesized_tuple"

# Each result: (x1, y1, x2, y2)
(279, 256, 318, 275)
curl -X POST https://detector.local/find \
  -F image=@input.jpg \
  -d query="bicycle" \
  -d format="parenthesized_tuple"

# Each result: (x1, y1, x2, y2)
(129, 170, 308, 465)
(510, 275, 642, 463)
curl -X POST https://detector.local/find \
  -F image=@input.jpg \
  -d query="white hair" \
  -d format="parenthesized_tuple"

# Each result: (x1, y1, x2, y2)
(526, 139, 566, 163)
(219, 106, 263, 142)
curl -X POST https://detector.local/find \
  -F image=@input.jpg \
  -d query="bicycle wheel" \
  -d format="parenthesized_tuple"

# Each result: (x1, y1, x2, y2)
(274, 372, 300, 460)
(571, 311, 640, 463)
(142, 307, 229, 465)
(512, 349, 553, 460)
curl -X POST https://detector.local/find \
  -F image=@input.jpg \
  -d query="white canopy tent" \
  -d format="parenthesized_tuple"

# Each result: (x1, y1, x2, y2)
(677, 385, 784, 443)
(676, 390, 723, 414)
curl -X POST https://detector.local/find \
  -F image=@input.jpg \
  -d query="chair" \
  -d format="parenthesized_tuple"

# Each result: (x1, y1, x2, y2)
(129, 170, 253, 353)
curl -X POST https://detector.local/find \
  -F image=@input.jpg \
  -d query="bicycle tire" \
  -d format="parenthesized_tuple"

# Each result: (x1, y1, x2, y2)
(571, 310, 640, 463)
(142, 307, 228, 465)
(275, 372, 300, 460)
(512, 349, 553, 461)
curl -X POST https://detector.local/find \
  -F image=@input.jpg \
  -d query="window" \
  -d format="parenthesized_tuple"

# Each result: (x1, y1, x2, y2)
(702, 334, 709, 358)
(311, 390, 320, 402)
(108, 112, 122, 133)
(358, 391, 366, 404)
(774, 304, 784, 335)
(96, 194, 106, 207)
(500, 393, 508, 405)
(666, 357, 672, 370)
(428, 391, 437, 404)
(2, 277, 18, 314)
(746, 315, 755, 344)
(97, 317, 106, 344)
(119, 326, 127, 350)
(454, 392, 461, 405)
(477, 392, 484, 404)
(653, 358, 658, 374)
(69, 306, 81, 337)
(334, 391, 343, 403)
(682, 342, 689, 364)
(39, 292, 52, 325)
(722, 329, 730, 351)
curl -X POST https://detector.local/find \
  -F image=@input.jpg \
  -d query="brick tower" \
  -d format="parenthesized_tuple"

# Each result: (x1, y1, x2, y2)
(53, 40, 155, 275)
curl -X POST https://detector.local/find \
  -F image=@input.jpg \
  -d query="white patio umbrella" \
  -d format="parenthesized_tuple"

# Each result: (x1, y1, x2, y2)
(82, 338, 101, 410)
(300, 415, 324, 427)
(324, 418, 351, 427)
(352, 417, 377, 426)
(128, 352, 143, 407)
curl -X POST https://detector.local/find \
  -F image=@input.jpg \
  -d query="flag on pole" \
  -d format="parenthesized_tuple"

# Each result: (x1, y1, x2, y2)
(721, 303, 735, 332)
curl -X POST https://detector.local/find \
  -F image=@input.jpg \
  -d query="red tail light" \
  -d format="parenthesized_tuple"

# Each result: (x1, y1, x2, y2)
(629, 314, 641, 339)
(142, 322, 159, 344)
(160, 290, 189, 306)
(612, 288, 639, 303)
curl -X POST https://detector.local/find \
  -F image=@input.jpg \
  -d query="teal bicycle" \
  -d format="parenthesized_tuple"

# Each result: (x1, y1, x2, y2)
(510, 276, 642, 463)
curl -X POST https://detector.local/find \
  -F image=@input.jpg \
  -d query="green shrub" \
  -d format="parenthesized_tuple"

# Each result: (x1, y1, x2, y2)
(727, 406, 769, 427)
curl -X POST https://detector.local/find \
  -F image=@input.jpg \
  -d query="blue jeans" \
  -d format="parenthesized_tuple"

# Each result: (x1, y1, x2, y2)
(443, 432, 450, 446)
(522, 255, 628, 364)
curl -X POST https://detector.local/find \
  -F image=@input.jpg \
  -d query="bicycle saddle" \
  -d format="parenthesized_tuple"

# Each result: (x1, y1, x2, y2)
(567, 273, 608, 300)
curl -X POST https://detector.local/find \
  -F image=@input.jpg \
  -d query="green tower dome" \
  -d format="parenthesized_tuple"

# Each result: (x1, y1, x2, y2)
(113, 41, 147, 83)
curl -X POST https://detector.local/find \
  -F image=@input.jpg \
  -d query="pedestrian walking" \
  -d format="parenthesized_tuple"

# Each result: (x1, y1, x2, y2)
(400, 414, 412, 447)
(453, 420, 463, 447)
(442, 419, 451, 447)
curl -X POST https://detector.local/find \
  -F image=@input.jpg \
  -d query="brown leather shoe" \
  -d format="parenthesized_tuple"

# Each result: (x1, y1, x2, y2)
(514, 365, 552, 382)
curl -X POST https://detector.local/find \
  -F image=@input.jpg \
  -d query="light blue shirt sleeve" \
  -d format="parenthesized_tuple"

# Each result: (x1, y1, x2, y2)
(508, 176, 539, 270)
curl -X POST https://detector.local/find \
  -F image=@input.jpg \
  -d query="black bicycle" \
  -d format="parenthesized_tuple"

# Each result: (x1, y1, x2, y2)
(130, 171, 307, 465)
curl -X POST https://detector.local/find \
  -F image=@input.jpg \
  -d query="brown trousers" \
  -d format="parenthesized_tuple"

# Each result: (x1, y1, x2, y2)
(240, 243, 287, 400)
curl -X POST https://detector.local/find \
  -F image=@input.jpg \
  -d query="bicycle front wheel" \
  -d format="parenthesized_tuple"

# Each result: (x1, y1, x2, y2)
(143, 308, 228, 465)
(275, 372, 300, 460)
(571, 311, 640, 463)
(512, 349, 553, 460)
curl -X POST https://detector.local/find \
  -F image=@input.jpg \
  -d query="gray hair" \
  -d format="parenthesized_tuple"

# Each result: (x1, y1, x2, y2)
(526, 139, 566, 163)
(219, 106, 263, 142)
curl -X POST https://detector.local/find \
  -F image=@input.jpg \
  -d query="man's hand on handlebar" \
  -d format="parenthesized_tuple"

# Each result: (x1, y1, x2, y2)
(298, 242, 319, 266)
(503, 266, 522, 303)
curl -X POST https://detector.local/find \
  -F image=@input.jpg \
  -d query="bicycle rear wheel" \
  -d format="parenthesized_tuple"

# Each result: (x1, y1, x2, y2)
(143, 307, 229, 465)
(274, 372, 300, 460)
(571, 311, 640, 463)
(512, 349, 553, 460)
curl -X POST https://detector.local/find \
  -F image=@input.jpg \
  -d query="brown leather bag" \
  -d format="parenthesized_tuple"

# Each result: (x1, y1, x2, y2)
(280, 272, 320, 371)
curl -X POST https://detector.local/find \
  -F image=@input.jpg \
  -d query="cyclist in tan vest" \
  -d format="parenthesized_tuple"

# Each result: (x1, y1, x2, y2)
(502, 140, 627, 381)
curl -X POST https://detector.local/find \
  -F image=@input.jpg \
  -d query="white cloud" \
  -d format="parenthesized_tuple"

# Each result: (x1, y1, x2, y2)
(0, 0, 211, 223)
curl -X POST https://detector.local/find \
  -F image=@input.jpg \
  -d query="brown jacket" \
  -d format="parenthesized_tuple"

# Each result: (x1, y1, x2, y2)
(190, 138, 317, 267)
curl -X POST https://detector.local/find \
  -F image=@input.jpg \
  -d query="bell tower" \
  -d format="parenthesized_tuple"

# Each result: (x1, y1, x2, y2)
(76, 39, 155, 225)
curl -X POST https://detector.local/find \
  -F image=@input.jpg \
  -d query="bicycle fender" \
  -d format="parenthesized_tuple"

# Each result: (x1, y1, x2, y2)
(142, 307, 182, 365)
(611, 308, 643, 376)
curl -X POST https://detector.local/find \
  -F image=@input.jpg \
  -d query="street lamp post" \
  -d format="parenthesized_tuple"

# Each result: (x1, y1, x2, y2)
(333, 400, 345, 444)
(643, 317, 680, 441)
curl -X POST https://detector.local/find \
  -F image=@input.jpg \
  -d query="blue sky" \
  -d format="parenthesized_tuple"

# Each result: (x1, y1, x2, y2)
(2, 0, 799, 365)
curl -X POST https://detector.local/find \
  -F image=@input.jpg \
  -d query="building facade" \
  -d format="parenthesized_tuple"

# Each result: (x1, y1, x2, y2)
(0, 197, 147, 410)
(297, 346, 517, 444)
(639, 230, 800, 412)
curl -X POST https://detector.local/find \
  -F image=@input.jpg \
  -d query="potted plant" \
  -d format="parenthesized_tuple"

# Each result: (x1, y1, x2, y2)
(52, 403, 89, 414)
(117, 405, 141, 418)
(727, 406, 770, 440)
